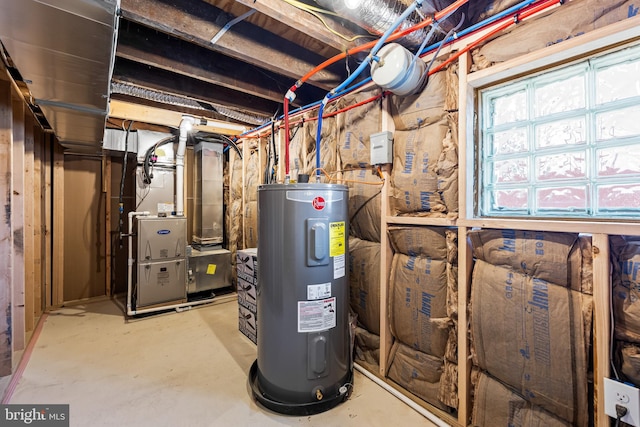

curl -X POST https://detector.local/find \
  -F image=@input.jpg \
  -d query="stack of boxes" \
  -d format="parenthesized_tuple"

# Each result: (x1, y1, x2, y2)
(237, 248, 258, 344)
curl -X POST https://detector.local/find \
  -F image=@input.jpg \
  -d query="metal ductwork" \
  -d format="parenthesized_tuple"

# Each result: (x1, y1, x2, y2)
(315, 0, 460, 47)
(0, 0, 119, 151)
(111, 81, 268, 126)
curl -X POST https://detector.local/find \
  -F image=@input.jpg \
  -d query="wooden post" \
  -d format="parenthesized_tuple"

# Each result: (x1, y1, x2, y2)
(0, 79, 13, 376)
(24, 113, 35, 334)
(457, 227, 473, 426)
(11, 95, 26, 353)
(457, 50, 473, 426)
(379, 95, 393, 377)
(52, 140, 64, 307)
(43, 133, 53, 308)
(241, 140, 247, 249)
(592, 233, 611, 427)
(33, 125, 43, 319)
(276, 129, 284, 183)
(103, 155, 112, 296)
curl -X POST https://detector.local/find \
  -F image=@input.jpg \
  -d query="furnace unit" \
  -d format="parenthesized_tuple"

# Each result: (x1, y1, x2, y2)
(136, 216, 187, 307)
(188, 140, 231, 293)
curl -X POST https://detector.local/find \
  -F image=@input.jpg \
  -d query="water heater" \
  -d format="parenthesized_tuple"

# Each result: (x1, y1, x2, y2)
(250, 183, 352, 415)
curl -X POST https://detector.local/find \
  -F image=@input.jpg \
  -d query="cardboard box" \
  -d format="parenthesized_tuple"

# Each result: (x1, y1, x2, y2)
(237, 248, 257, 312)
(237, 248, 258, 343)
(238, 304, 256, 344)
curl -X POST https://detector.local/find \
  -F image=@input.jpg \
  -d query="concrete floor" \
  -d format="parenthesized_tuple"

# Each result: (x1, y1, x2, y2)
(6, 298, 439, 427)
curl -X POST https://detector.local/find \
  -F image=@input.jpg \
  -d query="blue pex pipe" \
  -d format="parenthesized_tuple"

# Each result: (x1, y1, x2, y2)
(241, 0, 542, 139)
(315, 0, 424, 178)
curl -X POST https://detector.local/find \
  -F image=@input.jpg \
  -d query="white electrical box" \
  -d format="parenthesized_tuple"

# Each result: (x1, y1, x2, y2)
(370, 131, 393, 165)
(604, 377, 640, 426)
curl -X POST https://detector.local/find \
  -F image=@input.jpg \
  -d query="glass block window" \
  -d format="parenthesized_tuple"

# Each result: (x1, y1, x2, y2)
(479, 43, 640, 218)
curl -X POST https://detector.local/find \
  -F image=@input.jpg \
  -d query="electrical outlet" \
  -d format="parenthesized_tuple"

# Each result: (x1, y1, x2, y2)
(604, 377, 640, 426)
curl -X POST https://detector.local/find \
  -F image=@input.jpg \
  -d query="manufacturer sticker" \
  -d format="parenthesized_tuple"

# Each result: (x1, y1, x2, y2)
(307, 282, 331, 300)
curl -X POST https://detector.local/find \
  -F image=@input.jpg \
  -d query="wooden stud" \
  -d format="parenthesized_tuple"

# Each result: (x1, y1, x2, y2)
(379, 95, 393, 377)
(104, 155, 112, 296)
(0, 79, 13, 376)
(457, 227, 473, 426)
(33, 125, 43, 319)
(458, 218, 640, 236)
(458, 51, 473, 221)
(241, 140, 248, 249)
(43, 134, 53, 308)
(11, 95, 26, 353)
(23, 113, 35, 334)
(592, 233, 611, 427)
(276, 129, 285, 183)
(52, 140, 64, 307)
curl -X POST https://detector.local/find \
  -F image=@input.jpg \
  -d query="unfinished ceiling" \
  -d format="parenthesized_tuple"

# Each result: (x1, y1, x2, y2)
(0, 0, 495, 150)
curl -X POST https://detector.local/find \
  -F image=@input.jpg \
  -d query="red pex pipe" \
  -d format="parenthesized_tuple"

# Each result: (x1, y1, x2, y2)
(273, 0, 562, 173)
(282, 0, 471, 177)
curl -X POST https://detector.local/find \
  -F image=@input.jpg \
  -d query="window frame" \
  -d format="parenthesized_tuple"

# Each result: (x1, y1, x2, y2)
(460, 19, 640, 235)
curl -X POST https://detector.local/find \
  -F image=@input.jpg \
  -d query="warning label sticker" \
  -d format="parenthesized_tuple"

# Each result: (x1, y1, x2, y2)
(329, 221, 345, 257)
(334, 254, 345, 279)
(298, 297, 337, 333)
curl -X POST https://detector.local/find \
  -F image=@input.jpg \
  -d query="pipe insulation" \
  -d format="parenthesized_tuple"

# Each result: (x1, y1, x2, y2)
(315, 0, 461, 47)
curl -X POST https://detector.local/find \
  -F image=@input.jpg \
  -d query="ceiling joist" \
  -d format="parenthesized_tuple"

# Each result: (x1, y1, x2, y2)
(119, 0, 345, 90)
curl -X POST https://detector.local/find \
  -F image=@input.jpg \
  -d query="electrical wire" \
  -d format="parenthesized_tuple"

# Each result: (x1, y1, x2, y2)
(284, 0, 470, 175)
(350, 188, 383, 224)
(315, 167, 385, 186)
(141, 136, 175, 185)
(281, 0, 374, 42)
(245, 0, 562, 146)
(217, 134, 243, 159)
(428, 0, 563, 75)
(118, 120, 133, 249)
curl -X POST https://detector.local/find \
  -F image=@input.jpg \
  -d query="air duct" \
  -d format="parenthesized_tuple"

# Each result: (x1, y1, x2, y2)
(110, 81, 268, 126)
(315, 0, 459, 47)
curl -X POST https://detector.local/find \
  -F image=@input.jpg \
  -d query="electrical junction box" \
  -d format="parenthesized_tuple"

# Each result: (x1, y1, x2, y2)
(370, 131, 393, 165)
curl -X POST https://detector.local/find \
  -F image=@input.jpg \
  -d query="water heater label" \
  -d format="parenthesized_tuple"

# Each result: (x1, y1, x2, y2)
(330, 221, 346, 279)
(329, 222, 345, 257)
(307, 282, 331, 300)
(297, 297, 336, 333)
(333, 254, 345, 279)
